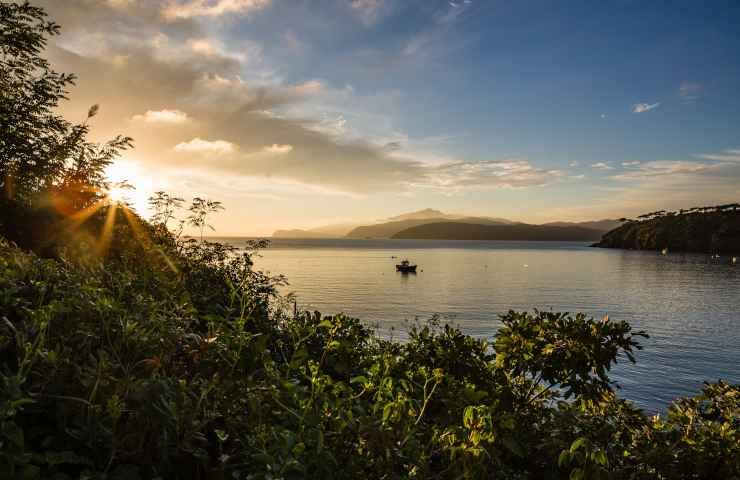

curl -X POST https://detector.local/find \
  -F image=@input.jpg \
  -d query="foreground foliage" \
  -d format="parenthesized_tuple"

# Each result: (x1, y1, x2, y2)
(0, 235, 738, 479)
(0, 3, 738, 479)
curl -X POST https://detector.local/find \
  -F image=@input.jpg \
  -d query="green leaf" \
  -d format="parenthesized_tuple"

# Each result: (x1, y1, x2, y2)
(558, 450, 571, 467)
(570, 437, 588, 453)
(593, 449, 608, 466)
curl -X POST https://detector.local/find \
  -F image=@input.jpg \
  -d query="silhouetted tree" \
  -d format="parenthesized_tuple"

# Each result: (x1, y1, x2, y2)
(0, 2, 131, 208)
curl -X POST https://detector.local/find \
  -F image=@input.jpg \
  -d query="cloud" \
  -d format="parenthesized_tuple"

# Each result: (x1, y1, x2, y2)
(132, 109, 190, 124)
(401, 0, 474, 58)
(600, 113, 606, 119)
(38, 0, 566, 197)
(591, 162, 614, 170)
(569, 161, 579, 167)
(612, 161, 715, 180)
(162, 0, 271, 19)
(696, 149, 740, 163)
(350, 0, 385, 26)
(262, 144, 293, 154)
(678, 82, 703, 102)
(621, 161, 641, 167)
(175, 138, 236, 154)
(417, 159, 563, 191)
(631, 102, 660, 113)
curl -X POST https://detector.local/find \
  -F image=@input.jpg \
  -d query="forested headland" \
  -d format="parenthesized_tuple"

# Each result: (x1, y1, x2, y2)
(593, 207, 740, 254)
(0, 4, 738, 479)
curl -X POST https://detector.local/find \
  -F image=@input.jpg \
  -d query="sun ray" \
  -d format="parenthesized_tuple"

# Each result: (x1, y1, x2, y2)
(122, 207, 179, 273)
(95, 203, 118, 256)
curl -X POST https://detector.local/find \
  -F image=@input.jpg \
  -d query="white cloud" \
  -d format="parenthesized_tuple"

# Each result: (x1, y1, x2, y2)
(188, 38, 218, 55)
(622, 161, 641, 167)
(679, 82, 703, 102)
(631, 102, 660, 113)
(612, 161, 715, 180)
(162, 0, 271, 19)
(350, 0, 384, 26)
(132, 109, 190, 124)
(697, 149, 740, 163)
(291, 80, 323, 96)
(569, 161, 579, 167)
(262, 144, 293, 154)
(417, 159, 563, 191)
(591, 162, 614, 170)
(174, 138, 236, 154)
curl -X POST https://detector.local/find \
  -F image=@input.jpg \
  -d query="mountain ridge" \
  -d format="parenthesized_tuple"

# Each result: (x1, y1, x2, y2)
(272, 208, 620, 239)
(391, 222, 604, 241)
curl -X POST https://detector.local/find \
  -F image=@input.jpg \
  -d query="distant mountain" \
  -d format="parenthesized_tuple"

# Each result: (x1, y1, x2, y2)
(384, 208, 515, 225)
(272, 222, 360, 238)
(542, 219, 622, 233)
(346, 216, 513, 239)
(384, 209, 449, 222)
(391, 222, 604, 241)
(272, 229, 334, 238)
(593, 207, 740, 253)
(275, 209, 620, 240)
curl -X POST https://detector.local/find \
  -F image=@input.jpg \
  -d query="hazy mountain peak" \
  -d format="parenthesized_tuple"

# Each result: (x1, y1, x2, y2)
(385, 209, 451, 222)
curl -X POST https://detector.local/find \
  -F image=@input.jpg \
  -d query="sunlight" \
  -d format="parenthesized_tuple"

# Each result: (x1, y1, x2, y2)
(104, 160, 155, 217)
(107, 185, 129, 204)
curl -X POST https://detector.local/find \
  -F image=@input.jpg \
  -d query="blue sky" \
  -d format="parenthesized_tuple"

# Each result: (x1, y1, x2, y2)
(40, 0, 740, 234)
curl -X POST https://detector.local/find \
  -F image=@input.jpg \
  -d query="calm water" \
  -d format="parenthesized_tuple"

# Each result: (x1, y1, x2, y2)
(220, 238, 740, 412)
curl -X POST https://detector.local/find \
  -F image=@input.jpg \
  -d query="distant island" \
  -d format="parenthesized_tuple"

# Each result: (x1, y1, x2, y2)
(273, 208, 621, 241)
(593, 204, 740, 254)
(392, 222, 604, 241)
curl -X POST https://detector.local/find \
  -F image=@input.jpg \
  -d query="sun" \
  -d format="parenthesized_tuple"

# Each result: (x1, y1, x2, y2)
(104, 160, 156, 216)
(107, 185, 129, 204)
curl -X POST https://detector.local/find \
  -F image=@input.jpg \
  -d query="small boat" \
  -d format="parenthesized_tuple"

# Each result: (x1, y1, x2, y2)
(660, 247, 668, 256)
(396, 259, 417, 273)
(732, 256, 737, 265)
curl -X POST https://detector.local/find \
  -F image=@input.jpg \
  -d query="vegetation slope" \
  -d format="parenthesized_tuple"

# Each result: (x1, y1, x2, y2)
(0, 4, 738, 479)
(392, 222, 604, 241)
(594, 207, 740, 253)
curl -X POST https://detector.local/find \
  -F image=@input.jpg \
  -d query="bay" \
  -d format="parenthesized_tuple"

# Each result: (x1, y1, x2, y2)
(216, 237, 740, 412)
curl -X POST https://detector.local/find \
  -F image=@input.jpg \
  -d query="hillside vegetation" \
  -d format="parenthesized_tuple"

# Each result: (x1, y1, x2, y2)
(0, 4, 738, 479)
(594, 207, 740, 253)
(345, 216, 512, 239)
(392, 222, 603, 241)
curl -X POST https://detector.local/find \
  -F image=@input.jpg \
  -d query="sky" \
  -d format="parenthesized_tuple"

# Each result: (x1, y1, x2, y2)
(37, 0, 740, 235)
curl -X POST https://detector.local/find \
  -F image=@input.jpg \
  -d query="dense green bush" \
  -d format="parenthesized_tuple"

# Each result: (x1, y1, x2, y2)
(0, 3, 737, 479)
(1, 235, 738, 479)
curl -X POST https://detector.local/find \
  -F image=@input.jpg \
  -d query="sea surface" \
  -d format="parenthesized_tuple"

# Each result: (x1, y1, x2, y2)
(217, 237, 740, 412)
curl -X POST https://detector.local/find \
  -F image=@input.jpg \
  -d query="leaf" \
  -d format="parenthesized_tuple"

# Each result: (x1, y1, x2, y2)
(570, 437, 588, 453)
(558, 450, 571, 467)
(593, 449, 608, 466)
(569, 468, 584, 480)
